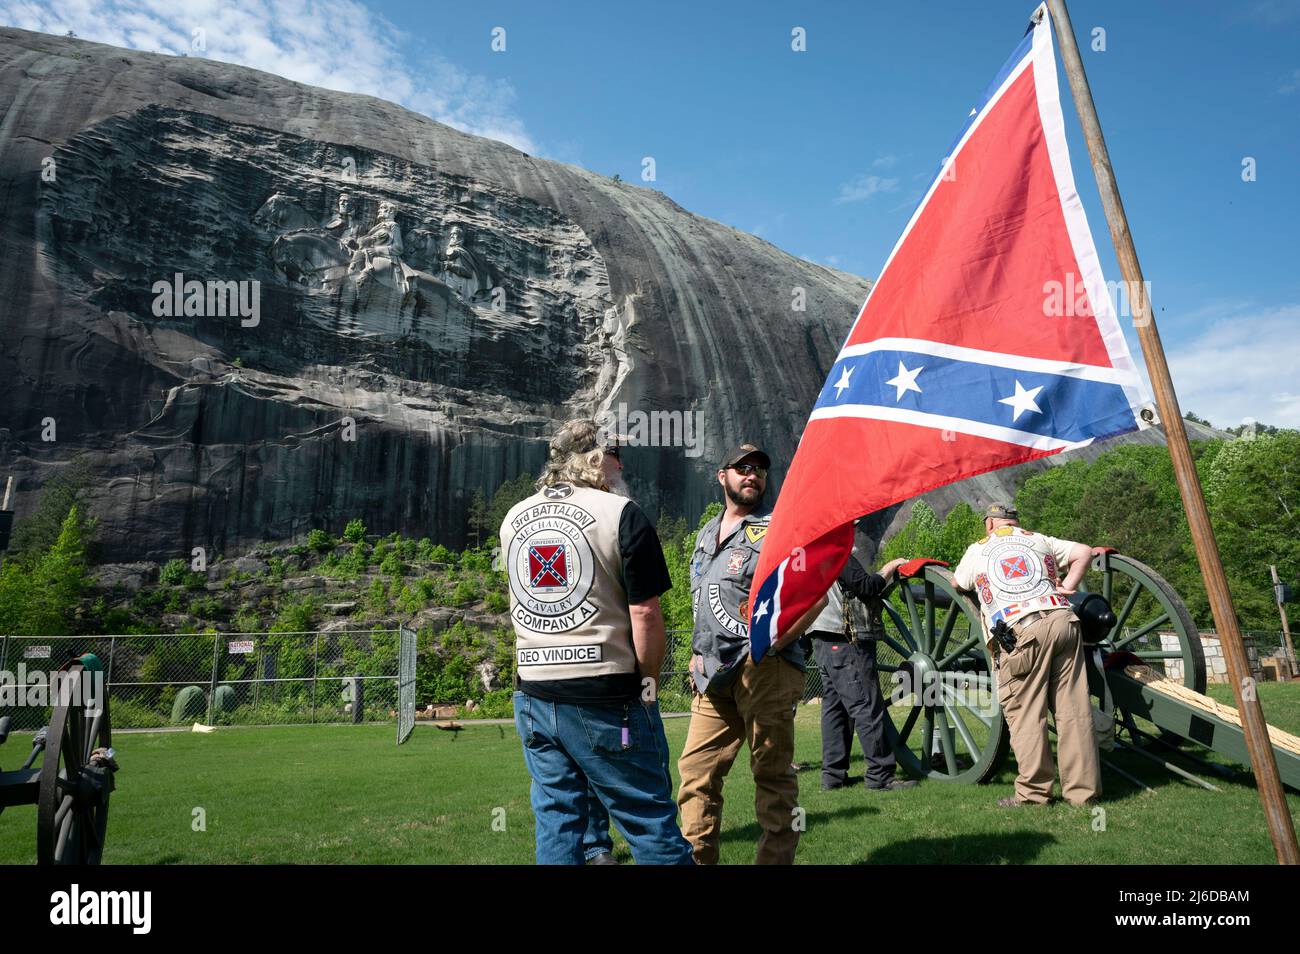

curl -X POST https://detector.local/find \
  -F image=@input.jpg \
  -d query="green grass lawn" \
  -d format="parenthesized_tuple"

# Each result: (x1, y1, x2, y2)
(1, 683, 1297, 864)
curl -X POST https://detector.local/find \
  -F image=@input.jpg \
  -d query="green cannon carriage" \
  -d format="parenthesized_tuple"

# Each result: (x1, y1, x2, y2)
(0, 653, 117, 863)
(872, 551, 1300, 790)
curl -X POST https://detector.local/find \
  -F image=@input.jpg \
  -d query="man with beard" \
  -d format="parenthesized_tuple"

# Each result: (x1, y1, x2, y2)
(501, 419, 693, 864)
(676, 443, 823, 864)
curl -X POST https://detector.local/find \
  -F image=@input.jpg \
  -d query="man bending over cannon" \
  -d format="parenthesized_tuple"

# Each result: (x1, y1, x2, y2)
(953, 503, 1101, 807)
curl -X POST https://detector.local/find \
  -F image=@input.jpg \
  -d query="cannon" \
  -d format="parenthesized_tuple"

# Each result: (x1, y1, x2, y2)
(0, 653, 117, 863)
(873, 551, 1300, 790)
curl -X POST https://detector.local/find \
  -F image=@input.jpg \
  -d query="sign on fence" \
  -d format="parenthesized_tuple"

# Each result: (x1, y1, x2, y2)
(23, 645, 51, 659)
(228, 640, 255, 654)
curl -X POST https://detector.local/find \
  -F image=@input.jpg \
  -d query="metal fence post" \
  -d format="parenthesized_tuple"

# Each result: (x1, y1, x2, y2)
(206, 631, 221, 726)
(311, 631, 320, 724)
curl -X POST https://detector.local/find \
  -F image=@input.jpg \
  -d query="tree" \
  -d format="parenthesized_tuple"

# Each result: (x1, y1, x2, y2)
(486, 473, 538, 540)
(938, 502, 984, 565)
(6, 461, 96, 565)
(0, 505, 91, 636)
(879, 501, 943, 564)
(466, 488, 489, 549)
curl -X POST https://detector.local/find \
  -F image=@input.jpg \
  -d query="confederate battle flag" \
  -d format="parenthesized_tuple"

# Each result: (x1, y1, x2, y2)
(749, 3, 1151, 659)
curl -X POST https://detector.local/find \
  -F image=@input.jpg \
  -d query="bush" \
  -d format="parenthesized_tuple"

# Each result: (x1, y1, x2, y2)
(474, 688, 514, 719)
(307, 528, 333, 553)
(379, 552, 403, 577)
(452, 578, 482, 606)
(159, 558, 188, 586)
(365, 577, 388, 614)
(108, 695, 169, 729)
(187, 595, 222, 619)
(485, 590, 508, 613)
(343, 519, 367, 544)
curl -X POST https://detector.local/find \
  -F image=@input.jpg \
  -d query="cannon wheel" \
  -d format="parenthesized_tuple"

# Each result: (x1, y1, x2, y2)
(36, 658, 112, 865)
(874, 566, 1010, 784)
(1086, 551, 1206, 693)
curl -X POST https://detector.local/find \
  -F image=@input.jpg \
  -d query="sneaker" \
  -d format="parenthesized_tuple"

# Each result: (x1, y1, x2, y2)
(586, 851, 619, 865)
(866, 778, 918, 791)
(822, 778, 851, 791)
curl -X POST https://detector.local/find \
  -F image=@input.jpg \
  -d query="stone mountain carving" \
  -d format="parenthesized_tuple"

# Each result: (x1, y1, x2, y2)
(0, 27, 876, 560)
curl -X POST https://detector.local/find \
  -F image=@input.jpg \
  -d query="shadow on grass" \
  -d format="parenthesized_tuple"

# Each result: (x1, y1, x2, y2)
(719, 801, 880, 851)
(856, 830, 1056, 865)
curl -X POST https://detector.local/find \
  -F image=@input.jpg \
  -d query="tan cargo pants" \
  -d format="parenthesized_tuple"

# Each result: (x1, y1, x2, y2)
(997, 608, 1101, 805)
(676, 654, 804, 864)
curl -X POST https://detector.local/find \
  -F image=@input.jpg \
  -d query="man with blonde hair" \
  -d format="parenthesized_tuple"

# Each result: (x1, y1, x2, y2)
(501, 419, 693, 864)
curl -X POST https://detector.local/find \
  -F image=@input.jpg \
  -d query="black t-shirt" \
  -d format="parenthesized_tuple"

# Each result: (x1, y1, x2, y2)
(519, 503, 672, 704)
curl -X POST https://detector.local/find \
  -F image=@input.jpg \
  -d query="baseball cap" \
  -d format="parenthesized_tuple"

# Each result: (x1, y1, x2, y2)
(720, 442, 771, 471)
(984, 503, 1019, 520)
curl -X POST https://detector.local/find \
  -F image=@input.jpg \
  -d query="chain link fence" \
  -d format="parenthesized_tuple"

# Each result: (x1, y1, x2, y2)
(0, 630, 402, 730)
(8, 623, 1280, 733)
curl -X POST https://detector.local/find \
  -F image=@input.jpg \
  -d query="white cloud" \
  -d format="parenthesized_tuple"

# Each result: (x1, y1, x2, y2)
(834, 172, 899, 205)
(1166, 304, 1300, 429)
(1280, 68, 1300, 94)
(871, 154, 898, 169)
(0, 0, 538, 153)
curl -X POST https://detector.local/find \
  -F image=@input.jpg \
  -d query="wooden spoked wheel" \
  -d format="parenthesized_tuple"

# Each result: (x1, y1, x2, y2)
(36, 658, 114, 865)
(875, 567, 1010, 784)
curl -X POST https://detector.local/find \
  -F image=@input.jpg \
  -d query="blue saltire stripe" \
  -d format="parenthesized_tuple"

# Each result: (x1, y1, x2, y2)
(813, 350, 1135, 445)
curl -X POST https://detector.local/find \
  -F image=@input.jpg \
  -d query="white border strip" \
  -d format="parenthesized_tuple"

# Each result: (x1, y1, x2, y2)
(809, 402, 1087, 452)
(838, 337, 1131, 385)
(1031, 7, 1149, 417)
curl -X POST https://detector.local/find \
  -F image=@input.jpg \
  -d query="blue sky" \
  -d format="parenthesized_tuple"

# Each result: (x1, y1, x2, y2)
(4, 0, 1299, 426)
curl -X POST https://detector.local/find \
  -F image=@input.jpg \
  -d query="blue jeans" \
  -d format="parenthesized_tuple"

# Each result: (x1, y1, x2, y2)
(583, 788, 613, 860)
(514, 691, 694, 865)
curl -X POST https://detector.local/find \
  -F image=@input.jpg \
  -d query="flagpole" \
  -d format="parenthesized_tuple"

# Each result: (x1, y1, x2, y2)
(1045, 0, 1298, 864)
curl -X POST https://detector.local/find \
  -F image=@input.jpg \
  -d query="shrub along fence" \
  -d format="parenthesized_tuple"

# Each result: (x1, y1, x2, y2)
(0, 626, 840, 731)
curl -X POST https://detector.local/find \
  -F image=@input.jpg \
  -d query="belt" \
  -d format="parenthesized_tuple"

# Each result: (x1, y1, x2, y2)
(989, 595, 1070, 629)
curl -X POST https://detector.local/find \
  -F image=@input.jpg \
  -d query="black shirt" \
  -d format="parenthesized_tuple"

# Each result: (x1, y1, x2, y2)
(519, 503, 672, 705)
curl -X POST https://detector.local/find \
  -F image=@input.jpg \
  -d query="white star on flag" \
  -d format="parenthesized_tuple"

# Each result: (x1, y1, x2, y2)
(999, 380, 1044, 422)
(885, 361, 923, 401)
(833, 365, 854, 399)
(751, 600, 770, 624)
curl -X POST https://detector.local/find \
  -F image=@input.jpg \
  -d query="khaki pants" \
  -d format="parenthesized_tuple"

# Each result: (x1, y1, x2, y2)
(676, 654, 804, 864)
(997, 609, 1101, 805)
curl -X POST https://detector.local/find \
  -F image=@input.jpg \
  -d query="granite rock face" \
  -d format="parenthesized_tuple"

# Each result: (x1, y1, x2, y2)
(0, 28, 1218, 565)
(0, 28, 870, 560)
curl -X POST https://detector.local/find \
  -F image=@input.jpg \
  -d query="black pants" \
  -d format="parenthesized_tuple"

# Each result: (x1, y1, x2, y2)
(813, 635, 897, 787)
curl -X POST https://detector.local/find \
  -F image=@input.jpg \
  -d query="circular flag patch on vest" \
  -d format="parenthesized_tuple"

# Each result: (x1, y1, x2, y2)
(987, 540, 1050, 599)
(508, 507, 598, 633)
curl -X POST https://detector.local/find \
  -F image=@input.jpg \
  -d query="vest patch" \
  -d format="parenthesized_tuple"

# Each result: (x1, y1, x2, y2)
(708, 583, 749, 638)
(516, 644, 602, 666)
(744, 524, 767, 544)
(508, 507, 598, 633)
(725, 548, 747, 574)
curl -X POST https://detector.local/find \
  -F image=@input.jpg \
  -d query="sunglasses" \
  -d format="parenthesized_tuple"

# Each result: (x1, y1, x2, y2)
(731, 463, 767, 478)
(604, 446, 621, 460)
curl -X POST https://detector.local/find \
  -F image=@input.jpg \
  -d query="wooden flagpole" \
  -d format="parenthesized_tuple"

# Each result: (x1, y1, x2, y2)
(1046, 0, 1298, 863)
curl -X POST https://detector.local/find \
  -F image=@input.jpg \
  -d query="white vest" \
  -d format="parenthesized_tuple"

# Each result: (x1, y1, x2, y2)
(955, 526, 1075, 631)
(500, 482, 638, 683)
